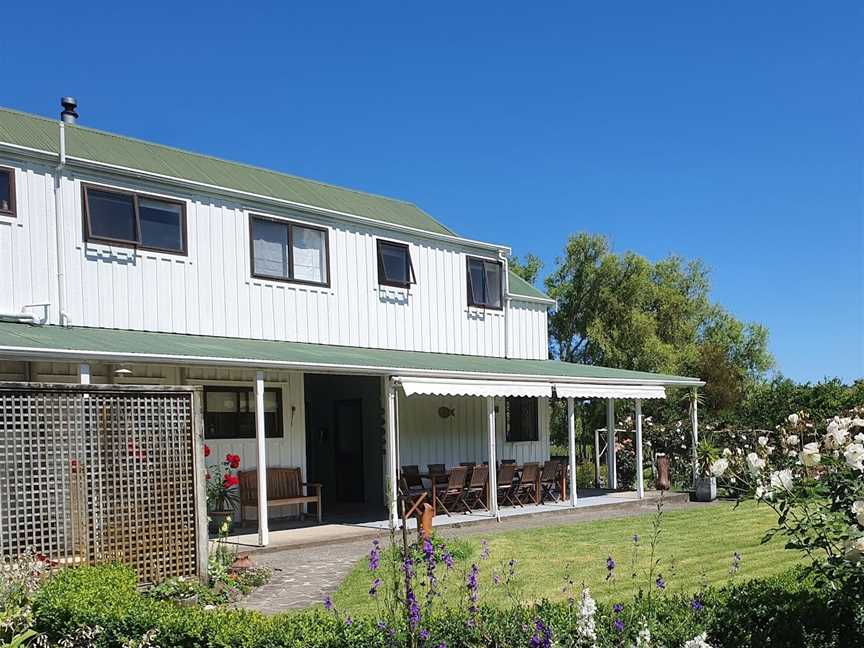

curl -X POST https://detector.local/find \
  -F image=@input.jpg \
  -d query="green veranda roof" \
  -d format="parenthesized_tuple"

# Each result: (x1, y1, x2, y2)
(0, 323, 701, 386)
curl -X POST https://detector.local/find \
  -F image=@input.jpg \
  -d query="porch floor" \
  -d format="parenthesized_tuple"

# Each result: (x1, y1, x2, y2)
(222, 489, 687, 553)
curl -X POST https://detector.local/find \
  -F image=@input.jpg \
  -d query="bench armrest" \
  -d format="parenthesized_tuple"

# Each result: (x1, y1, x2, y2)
(302, 482, 323, 494)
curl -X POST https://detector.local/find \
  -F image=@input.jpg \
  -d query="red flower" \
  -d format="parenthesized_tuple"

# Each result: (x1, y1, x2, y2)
(205, 472, 211, 480)
(223, 474, 240, 489)
(204, 444, 211, 457)
(226, 453, 241, 469)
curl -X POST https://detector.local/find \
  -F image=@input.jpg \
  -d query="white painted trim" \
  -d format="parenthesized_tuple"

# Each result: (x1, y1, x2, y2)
(606, 399, 617, 490)
(487, 396, 499, 519)
(78, 363, 90, 384)
(0, 345, 704, 387)
(509, 293, 556, 306)
(396, 376, 553, 398)
(567, 397, 577, 507)
(555, 383, 666, 399)
(254, 370, 269, 546)
(385, 379, 399, 526)
(635, 399, 644, 499)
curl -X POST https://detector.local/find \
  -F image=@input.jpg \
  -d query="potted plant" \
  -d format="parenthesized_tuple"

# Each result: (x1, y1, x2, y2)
(205, 446, 241, 532)
(694, 439, 719, 501)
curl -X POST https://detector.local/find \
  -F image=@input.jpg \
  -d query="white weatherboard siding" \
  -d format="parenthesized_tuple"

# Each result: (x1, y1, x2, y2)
(397, 393, 551, 467)
(5, 165, 539, 358)
(0, 161, 58, 322)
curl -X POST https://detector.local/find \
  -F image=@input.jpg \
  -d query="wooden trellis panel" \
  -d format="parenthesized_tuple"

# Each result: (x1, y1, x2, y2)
(0, 383, 206, 583)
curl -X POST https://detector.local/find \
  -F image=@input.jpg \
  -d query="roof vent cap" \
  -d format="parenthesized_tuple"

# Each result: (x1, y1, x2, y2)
(60, 97, 78, 124)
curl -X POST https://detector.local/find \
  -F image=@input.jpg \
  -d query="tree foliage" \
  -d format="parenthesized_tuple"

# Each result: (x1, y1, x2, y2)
(508, 253, 543, 285)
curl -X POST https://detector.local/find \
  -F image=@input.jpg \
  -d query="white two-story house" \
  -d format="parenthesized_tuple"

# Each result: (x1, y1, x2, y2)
(0, 100, 702, 543)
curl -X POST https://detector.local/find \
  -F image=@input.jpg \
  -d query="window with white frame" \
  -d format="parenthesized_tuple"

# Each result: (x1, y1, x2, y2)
(250, 215, 329, 286)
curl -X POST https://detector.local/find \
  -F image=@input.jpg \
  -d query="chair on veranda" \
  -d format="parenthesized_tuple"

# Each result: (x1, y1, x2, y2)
(435, 465, 469, 516)
(539, 459, 561, 503)
(496, 462, 518, 507)
(399, 477, 430, 521)
(402, 465, 425, 491)
(461, 464, 489, 512)
(513, 462, 540, 506)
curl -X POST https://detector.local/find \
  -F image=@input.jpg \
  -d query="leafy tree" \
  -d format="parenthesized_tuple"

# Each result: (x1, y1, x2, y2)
(508, 253, 543, 285)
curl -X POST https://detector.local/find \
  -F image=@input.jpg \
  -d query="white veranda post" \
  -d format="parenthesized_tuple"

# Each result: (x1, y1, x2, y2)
(606, 398, 617, 489)
(690, 387, 699, 483)
(486, 397, 499, 518)
(78, 363, 90, 384)
(635, 399, 644, 499)
(386, 380, 399, 526)
(254, 370, 269, 546)
(567, 397, 578, 506)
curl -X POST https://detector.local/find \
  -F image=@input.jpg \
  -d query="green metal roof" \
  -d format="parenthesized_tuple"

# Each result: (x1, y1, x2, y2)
(508, 271, 552, 302)
(0, 323, 701, 386)
(0, 107, 454, 236)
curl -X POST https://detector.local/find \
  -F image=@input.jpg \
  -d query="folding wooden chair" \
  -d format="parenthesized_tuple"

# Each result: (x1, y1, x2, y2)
(539, 459, 561, 503)
(435, 465, 468, 516)
(496, 462, 518, 507)
(513, 462, 540, 505)
(461, 464, 489, 512)
(402, 465, 425, 491)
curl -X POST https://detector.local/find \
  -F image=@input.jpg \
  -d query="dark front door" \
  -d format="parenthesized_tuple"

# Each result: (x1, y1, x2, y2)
(333, 398, 364, 502)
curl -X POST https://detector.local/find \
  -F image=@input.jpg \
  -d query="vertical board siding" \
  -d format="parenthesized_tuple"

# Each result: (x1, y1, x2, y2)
(397, 393, 550, 468)
(0, 159, 546, 360)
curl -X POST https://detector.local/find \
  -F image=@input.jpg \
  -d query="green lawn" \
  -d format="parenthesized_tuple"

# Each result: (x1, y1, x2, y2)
(332, 500, 801, 615)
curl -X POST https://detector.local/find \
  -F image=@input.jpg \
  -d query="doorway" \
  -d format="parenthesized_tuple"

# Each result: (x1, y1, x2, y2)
(304, 374, 384, 520)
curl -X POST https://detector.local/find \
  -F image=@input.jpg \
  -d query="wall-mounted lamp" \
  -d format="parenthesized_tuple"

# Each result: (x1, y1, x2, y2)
(113, 366, 133, 377)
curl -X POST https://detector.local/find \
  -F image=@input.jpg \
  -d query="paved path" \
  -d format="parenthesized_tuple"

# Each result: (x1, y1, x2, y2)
(238, 495, 709, 614)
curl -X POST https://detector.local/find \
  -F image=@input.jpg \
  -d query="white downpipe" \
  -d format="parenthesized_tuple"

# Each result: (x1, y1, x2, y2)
(54, 122, 69, 327)
(486, 396, 499, 519)
(254, 371, 269, 546)
(606, 398, 617, 489)
(499, 251, 511, 359)
(386, 380, 399, 526)
(635, 399, 644, 499)
(567, 397, 578, 507)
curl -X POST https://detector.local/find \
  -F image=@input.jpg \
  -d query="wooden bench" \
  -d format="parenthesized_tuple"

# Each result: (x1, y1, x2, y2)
(238, 467, 323, 524)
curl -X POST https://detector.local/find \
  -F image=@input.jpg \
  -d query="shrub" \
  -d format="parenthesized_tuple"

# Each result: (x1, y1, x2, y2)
(30, 564, 863, 647)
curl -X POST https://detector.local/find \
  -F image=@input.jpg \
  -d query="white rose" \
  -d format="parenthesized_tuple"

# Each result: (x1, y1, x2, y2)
(758, 436, 769, 447)
(722, 447, 732, 457)
(787, 413, 799, 426)
(843, 536, 864, 562)
(755, 485, 767, 500)
(826, 419, 850, 448)
(710, 458, 729, 477)
(844, 443, 864, 471)
(800, 442, 821, 467)
(852, 500, 864, 527)
(683, 633, 713, 648)
(851, 417, 864, 428)
(855, 432, 864, 444)
(785, 435, 799, 446)
(746, 452, 765, 476)
(769, 469, 794, 493)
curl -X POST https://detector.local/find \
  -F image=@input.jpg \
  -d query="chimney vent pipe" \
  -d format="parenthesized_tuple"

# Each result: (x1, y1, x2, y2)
(60, 97, 78, 124)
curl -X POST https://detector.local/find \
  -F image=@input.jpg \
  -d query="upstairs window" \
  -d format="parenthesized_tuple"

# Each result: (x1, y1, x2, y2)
(377, 240, 415, 288)
(204, 386, 283, 439)
(83, 185, 186, 254)
(0, 167, 15, 217)
(250, 215, 329, 286)
(466, 256, 502, 309)
(505, 396, 539, 442)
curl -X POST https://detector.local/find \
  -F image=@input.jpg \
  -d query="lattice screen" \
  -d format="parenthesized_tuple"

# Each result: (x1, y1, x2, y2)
(0, 384, 205, 583)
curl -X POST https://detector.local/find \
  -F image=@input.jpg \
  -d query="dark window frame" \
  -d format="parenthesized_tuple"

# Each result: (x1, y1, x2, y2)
(504, 396, 539, 443)
(466, 256, 504, 310)
(0, 166, 17, 217)
(81, 183, 188, 255)
(249, 214, 331, 288)
(203, 386, 284, 440)
(376, 239, 416, 288)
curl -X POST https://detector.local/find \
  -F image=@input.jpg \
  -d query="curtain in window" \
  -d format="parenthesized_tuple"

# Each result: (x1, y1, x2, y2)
(292, 226, 326, 283)
(252, 219, 289, 278)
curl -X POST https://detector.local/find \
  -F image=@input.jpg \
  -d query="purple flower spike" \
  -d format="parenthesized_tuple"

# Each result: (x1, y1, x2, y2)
(612, 603, 624, 614)
(655, 574, 666, 590)
(369, 541, 381, 571)
(614, 618, 625, 633)
(368, 577, 382, 597)
(480, 539, 490, 560)
(691, 598, 704, 612)
(419, 628, 430, 640)
(323, 595, 333, 611)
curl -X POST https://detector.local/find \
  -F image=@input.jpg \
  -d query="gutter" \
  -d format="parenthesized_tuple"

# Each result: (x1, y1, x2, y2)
(0, 344, 705, 387)
(0, 139, 511, 255)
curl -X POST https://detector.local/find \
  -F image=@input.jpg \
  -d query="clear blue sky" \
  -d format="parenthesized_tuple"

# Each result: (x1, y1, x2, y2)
(2, 2, 861, 383)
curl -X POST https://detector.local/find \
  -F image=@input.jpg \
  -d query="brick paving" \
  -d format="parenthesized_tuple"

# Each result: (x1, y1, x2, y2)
(238, 494, 706, 614)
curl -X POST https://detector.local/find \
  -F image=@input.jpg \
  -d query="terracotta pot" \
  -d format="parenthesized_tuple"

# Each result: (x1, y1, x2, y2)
(655, 454, 671, 491)
(231, 554, 255, 571)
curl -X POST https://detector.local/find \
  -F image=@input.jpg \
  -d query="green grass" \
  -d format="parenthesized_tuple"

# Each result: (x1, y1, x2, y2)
(332, 500, 801, 615)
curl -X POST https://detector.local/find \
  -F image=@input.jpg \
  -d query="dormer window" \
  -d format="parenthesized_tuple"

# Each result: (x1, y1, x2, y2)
(377, 240, 415, 288)
(466, 256, 502, 309)
(83, 185, 186, 254)
(0, 167, 15, 217)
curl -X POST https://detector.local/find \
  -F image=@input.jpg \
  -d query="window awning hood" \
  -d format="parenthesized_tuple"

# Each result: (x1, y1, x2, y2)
(553, 383, 666, 400)
(396, 377, 553, 398)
